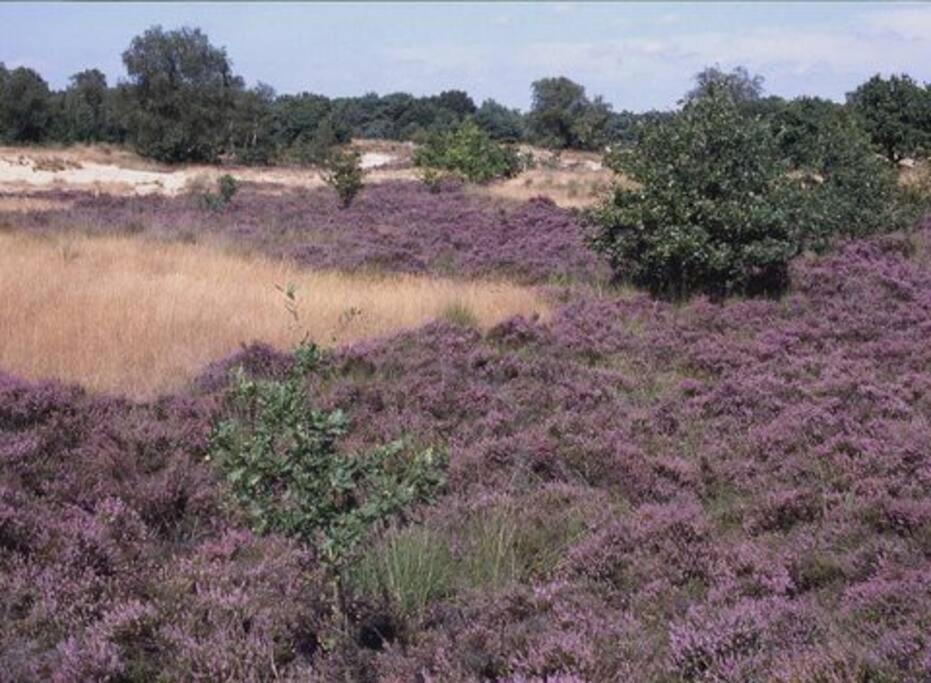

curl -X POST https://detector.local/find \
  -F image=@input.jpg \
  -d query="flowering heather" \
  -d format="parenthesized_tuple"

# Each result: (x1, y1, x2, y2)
(2, 193, 931, 678)
(1, 181, 608, 284)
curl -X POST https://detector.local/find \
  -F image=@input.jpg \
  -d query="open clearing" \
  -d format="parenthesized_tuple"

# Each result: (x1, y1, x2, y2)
(0, 145, 418, 197)
(0, 144, 626, 208)
(0, 231, 547, 398)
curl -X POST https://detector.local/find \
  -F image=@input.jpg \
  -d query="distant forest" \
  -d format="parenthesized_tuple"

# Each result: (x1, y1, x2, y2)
(1, 25, 930, 165)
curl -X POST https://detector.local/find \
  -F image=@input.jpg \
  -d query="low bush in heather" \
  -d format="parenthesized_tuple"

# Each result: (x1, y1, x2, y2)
(322, 149, 365, 208)
(414, 120, 522, 183)
(195, 173, 238, 211)
(210, 341, 446, 565)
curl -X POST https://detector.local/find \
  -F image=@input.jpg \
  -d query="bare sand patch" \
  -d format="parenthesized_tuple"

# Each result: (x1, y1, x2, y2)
(0, 146, 418, 197)
(0, 232, 547, 398)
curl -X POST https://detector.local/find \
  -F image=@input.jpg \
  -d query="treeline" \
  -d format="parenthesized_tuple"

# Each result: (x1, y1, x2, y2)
(1, 25, 931, 165)
(0, 26, 643, 164)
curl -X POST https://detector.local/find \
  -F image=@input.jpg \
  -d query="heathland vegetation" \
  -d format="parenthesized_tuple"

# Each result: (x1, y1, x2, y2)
(1, 22, 931, 682)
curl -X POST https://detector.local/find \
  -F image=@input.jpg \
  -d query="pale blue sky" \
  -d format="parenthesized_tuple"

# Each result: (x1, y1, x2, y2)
(2, 2, 930, 112)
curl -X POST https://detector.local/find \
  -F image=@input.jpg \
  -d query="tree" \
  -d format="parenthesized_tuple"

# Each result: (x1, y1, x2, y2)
(591, 90, 805, 299)
(229, 82, 277, 164)
(572, 95, 613, 150)
(528, 76, 591, 149)
(683, 65, 765, 105)
(474, 98, 525, 141)
(528, 77, 614, 150)
(61, 69, 115, 143)
(121, 25, 244, 162)
(433, 90, 476, 118)
(0, 64, 52, 142)
(847, 74, 931, 162)
(773, 96, 911, 244)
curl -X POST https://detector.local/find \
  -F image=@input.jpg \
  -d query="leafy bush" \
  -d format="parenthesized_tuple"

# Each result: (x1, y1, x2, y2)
(773, 97, 914, 245)
(417, 166, 445, 193)
(322, 149, 365, 208)
(591, 90, 806, 298)
(197, 173, 238, 211)
(413, 120, 520, 183)
(209, 342, 445, 564)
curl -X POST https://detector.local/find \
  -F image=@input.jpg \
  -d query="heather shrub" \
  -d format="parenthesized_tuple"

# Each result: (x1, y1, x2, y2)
(414, 120, 521, 183)
(591, 89, 805, 298)
(322, 149, 365, 208)
(209, 341, 446, 564)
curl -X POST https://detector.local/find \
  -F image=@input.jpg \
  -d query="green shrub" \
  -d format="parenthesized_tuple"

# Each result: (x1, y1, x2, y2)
(773, 97, 914, 246)
(417, 166, 445, 193)
(322, 149, 365, 208)
(591, 90, 806, 299)
(198, 173, 238, 211)
(413, 120, 520, 183)
(208, 341, 445, 565)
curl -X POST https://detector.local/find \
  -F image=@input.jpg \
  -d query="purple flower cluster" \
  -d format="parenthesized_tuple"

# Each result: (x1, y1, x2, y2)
(0, 374, 328, 680)
(2, 187, 930, 678)
(3, 182, 608, 284)
(308, 228, 931, 679)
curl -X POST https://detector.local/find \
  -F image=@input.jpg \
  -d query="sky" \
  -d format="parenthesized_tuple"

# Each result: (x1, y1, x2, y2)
(1, 2, 930, 113)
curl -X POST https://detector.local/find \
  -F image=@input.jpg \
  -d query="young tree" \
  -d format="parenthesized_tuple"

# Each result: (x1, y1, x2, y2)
(847, 74, 931, 162)
(121, 25, 244, 162)
(323, 149, 365, 208)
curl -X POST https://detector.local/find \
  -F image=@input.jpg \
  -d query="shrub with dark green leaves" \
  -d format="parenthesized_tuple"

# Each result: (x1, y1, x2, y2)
(322, 149, 365, 208)
(208, 342, 445, 565)
(591, 90, 806, 299)
(773, 97, 913, 246)
(413, 120, 520, 183)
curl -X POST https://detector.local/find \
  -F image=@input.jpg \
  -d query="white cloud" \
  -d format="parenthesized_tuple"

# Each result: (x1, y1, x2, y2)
(863, 5, 931, 42)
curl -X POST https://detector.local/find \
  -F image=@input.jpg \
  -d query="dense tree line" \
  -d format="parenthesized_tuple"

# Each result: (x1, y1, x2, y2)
(1, 26, 930, 165)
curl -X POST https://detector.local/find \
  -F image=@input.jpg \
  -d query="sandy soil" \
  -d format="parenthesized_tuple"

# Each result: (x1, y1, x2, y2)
(0, 145, 417, 197)
(0, 142, 624, 207)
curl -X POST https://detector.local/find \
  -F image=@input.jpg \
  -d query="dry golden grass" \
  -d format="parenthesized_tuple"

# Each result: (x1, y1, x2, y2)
(481, 168, 615, 208)
(0, 232, 547, 399)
